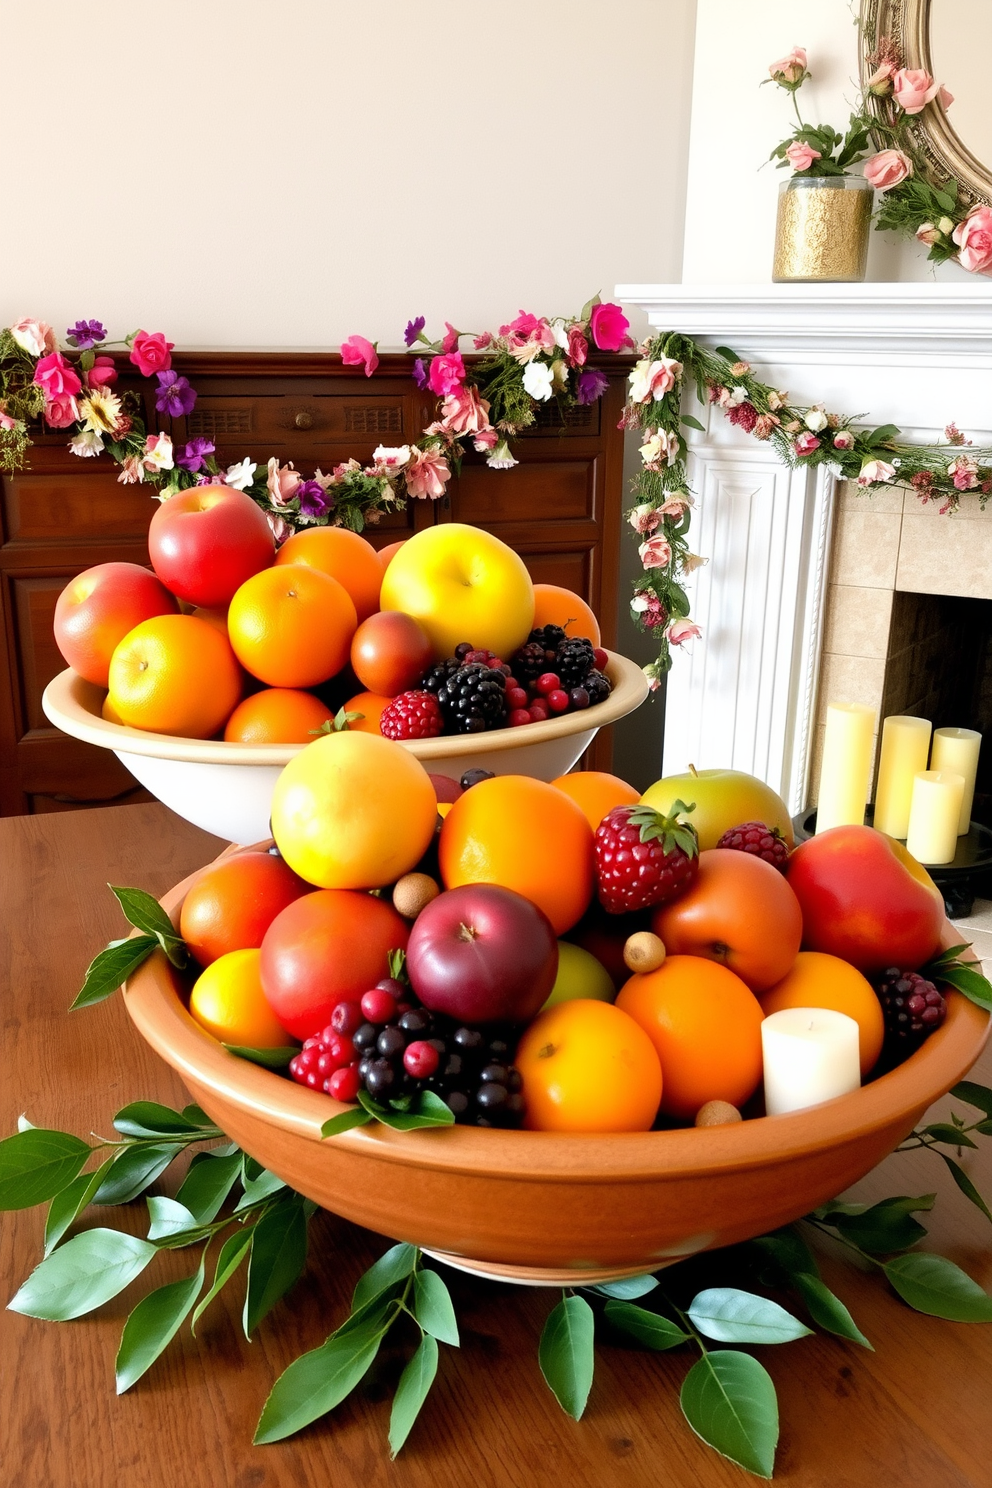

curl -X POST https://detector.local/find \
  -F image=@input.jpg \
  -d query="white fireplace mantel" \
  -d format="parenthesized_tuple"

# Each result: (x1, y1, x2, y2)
(614, 281, 992, 812)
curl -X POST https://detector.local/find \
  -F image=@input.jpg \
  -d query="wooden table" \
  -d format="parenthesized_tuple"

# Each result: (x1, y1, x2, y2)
(2, 803, 992, 1488)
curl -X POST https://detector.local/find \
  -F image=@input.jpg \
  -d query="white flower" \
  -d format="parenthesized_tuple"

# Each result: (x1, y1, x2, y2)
(681, 552, 709, 574)
(522, 361, 554, 402)
(69, 429, 104, 457)
(628, 357, 683, 404)
(9, 318, 54, 357)
(804, 404, 829, 432)
(142, 432, 174, 472)
(628, 359, 654, 403)
(728, 385, 749, 407)
(224, 457, 256, 490)
(639, 429, 680, 468)
(630, 593, 651, 613)
(486, 439, 518, 470)
(79, 387, 122, 435)
(372, 445, 411, 468)
(553, 322, 570, 351)
(767, 389, 789, 411)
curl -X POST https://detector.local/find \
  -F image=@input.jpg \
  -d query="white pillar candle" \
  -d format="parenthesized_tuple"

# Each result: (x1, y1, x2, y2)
(905, 770, 965, 865)
(873, 715, 932, 838)
(816, 702, 876, 833)
(762, 1007, 861, 1116)
(930, 727, 982, 835)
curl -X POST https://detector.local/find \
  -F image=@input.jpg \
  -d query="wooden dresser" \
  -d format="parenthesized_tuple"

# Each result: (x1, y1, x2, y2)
(0, 352, 631, 816)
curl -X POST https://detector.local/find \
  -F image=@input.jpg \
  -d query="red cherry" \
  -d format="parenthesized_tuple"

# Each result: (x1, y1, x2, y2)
(328, 1065, 361, 1101)
(404, 1040, 440, 1078)
(547, 689, 570, 713)
(509, 708, 532, 727)
(329, 1000, 363, 1036)
(535, 672, 561, 695)
(507, 686, 528, 710)
(593, 648, 609, 670)
(326, 1032, 355, 1067)
(529, 702, 549, 722)
(360, 987, 398, 1023)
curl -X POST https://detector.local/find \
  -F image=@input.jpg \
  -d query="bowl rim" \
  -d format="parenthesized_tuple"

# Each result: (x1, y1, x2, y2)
(122, 867, 991, 1183)
(42, 651, 648, 766)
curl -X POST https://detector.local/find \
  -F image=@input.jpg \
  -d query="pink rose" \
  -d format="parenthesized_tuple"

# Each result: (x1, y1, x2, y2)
(566, 325, 588, 366)
(638, 535, 672, 570)
(833, 429, 855, 450)
(866, 60, 895, 96)
(500, 311, 541, 338)
(129, 329, 174, 378)
(267, 456, 301, 507)
(916, 221, 943, 246)
(404, 447, 450, 500)
(266, 513, 293, 546)
(948, 456, 979, 491)
(892, 67, 940, 114)
(857, 459, 896, 485)
(9, 317, 57, 357)
(339, 335, 379, 377)
(34, 351, 82, 399)
(668, 619, 702, 646)
(953, 206, 992, 276)
(768, 46, 807, 85)
(42, 393, 80, 428)
(472, 426, 499, 453)
(440, 384, 491, 435)
(785, 141, 821, 172)
(863, 149, 913, 190)
(427, 352, 466, 398)
(85, 355, 118, 389)
(589, 302, 630, 352)
(658, 494, 692, 518)
(628, 503, 660, 535)
(794, 432, 820, 456)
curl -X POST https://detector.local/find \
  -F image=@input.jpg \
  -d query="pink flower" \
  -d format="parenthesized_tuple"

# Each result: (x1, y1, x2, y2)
(9, 317, 57, 357)
(441, 322, 460, 353)
(668, 619, 702, 646)
(658, 493, 692, 518)
(427, 353, 466, 398)
(142, 431, 174, 472)
(938, 86, 954, 110)
(628, 504, 661, 535)
(754, 414, 780, 440)
(566, 325, 588, 366)
(892, 67, 940, 114)
(589, 302, 630, 352)
(129, 330, 174, 378)
(945, 423, 968, 445)
(266, 456, 301, 507)
(439, 384, 491, 435)
(405, 446, 450, 499)
(42, 394, 80, 428)
(638, 535, 672, 570)
(340, 335, 379, 377)
(948, 455, 979, 491)
(916, 221, 943, 245)
(863, 149, 913, 190)
(866, 60, 895, 96)
(500, 311, 541, 338)
(786, 141, 821, 172)
(629, 356, 683, 404)
(473, 332, 494, 351)
(794, 431, 820, 456)
(953, 206, 992, 276)
(85, 355, 118, 389)
(34, 350, 82, 400)
(0, 404, 18, 431)
(472, 426, 499, 453)
(832, 429, 855, 450)
(266, 513, 293, 546)
(768, 46, 807, 85)
(117, 456, 144, 485)
(857, 459, 896, 485)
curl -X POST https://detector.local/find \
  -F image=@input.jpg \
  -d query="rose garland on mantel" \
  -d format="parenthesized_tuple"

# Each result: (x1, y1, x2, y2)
(1, 311, 991, 692)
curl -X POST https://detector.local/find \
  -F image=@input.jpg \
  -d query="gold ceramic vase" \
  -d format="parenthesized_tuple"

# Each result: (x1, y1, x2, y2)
(773, 177, 873, 282)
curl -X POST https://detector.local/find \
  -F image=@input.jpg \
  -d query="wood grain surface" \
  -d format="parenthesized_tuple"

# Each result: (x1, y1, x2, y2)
(2, 802, 992, 1488)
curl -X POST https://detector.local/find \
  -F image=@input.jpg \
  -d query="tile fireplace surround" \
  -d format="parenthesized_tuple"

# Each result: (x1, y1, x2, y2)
(616, 282, 992, 813)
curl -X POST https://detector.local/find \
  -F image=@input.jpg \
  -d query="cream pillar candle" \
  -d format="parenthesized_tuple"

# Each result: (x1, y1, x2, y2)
(816, 702, 876, 833)
(905, 770, 965, 865)
(873, 715, 932, 838)
(761, 1007, 861, 1116)
(930, 727, 982, 835)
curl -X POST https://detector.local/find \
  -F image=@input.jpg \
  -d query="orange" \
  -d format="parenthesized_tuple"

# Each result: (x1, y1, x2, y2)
(101, 693, 124, 724)
(550, 770, 640, 831)
(343, 691, 393, 734)
(227, 564, 357, 688)
(760, 951, 884, 1076)
(189, 606, 230, 637)
(107, 614, 242, 738)
(376, 539, 407, 575)
(616, 955, 765, 1120)
(438, 774, 594, 934)
(515, 999, 662, 1132)
(275, 527, 383, 623)
(270, 730, 438, 888)
(223, 688, 333, 744)
(180, 851, 309, 966)
(189, 948, 293, 1049)
(532, 583, 601, 647)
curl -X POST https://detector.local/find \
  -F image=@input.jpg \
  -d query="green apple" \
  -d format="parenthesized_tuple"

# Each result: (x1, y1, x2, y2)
(541, 941, 615, 1010)
(640, 768, 794, 852)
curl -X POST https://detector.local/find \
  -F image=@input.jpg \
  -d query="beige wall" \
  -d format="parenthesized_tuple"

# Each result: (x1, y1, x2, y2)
(0, 0, 697, 348)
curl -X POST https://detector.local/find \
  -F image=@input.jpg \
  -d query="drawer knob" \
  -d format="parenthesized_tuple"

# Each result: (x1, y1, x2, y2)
(293, 410, 314, 430)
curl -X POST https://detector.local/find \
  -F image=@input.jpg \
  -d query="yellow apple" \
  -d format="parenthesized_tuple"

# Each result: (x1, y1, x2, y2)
(640, 767, 794, 851)
(541, 941, 615, 1010)
(379, 522, 534, 660)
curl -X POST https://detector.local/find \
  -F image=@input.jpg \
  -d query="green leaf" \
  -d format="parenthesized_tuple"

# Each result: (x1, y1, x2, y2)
(146, 1196, 199, 1242)
(234, 1165, 288, 1212)
(791, 1273, 873, 1349)
(950, 1079, 992, 1115)
(751, 1227, 819, 1278)
(115, 1256, 205, 1393)
(175, 1151, 242, 1224)
(937, 1154, 992, 1224)
(254, 1322, 385, 1443)
(44, 1157, 116, 1254)
(113, 1101, 217, 1138)
(388, 1333, 438, 1457)
(539, 1295, 595, 1420)
(714, 345, 743, 365)
(923, 1123, 977, 1149)
(0, 1129, 92, 1211)
(680, 1350, 779, 1479)
(93, 1142, 185, 1206)
(821, 1194, 934, 1253)
(603, 1300, 688, 1349)
(867, 422, 902, 446)
(191, 1227, 253, 1334)
(413, 1268, 459, 1346)
(8, 1228, 158, 1320)
(680, 413, 705, 432)
(321, 1108, 374, 1138)
(357, 1089, 455, 1131)
(593, 1273, 660, 1300)
(223, 1044, 298, 1069)
(352, 1242, 418, 1311)
(935, 190, 957, 212)
(109, 885, 186, 966)
(71, 935, 158, 1009)
(884, 1252, 992, 1320)
(688, 1288, 812, 1344)
(243, 1194, 309, 1338)
(931, 961, 992, 1011)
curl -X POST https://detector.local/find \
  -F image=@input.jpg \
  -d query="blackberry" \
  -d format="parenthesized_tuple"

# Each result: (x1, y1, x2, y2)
(510, 640, 548, 685)
(531, 623, 567, 652)
(584, 669, 612, 706)
(420, 657, 463, 695)
(556, 636, 596, 688)
(434, 663, 508, 734)
(875, 967, 947, 1047)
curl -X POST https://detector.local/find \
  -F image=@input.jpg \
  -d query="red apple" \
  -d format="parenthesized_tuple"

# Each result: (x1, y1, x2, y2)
(148, 484, 274, 608)
(406, 884, 559, 1024)
(53, 562, 179, 686)
(350, 610, 434, 696)
(786, 824, 945, 974)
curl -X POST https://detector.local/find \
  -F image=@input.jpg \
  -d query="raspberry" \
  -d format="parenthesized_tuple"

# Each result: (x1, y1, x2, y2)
(716, 821, 790, 872)
(594, 801, 699, 914)
(380, 690, 443, 740)
(875, 968, 947, 1046)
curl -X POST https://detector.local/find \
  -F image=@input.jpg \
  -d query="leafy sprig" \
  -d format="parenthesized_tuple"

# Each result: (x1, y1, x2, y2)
(72, 885, 187, 1010)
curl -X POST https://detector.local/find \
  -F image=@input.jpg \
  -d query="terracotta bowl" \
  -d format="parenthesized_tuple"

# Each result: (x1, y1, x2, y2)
(42, 652, 648, 845)
(122, 861, 991, 1284)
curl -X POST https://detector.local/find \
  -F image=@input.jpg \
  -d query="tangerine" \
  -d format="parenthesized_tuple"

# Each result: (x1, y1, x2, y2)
(376, 539, 407, 575)
(760, 951, 884, 1076)
(532, 583, 601, 646)
(515, 999, 662, 1132)
(107, 614, 242, 738)
(616, 955, 765, 1120)
(275, 527, 383, 624)
(180, 850, 310, 966)
(189, 606, 230, 637)
(223, 688, 333, 744)
(550, 770, 640, 831)
(227, 564, 357, 688)
(343, 691, 393, 734)
(189, 948, 294, 1049)
(438, 774, 594, 934)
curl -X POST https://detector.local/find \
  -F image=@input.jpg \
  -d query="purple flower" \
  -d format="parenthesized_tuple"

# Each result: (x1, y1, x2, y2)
(65, 319, 107, 349)
(154, 370, 197, 418)
(177, 436, 215, 473)
(412, 357, 429, 389)
(576, 367, 609, 405)
(297, 480, 332, 518)
(404, 316, 426, 348)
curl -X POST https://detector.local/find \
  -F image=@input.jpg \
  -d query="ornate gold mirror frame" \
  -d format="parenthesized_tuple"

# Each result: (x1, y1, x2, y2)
(861, 0, 992, 205)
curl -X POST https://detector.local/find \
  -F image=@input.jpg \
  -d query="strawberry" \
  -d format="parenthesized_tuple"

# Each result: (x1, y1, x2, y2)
(594, 801, 699, 914)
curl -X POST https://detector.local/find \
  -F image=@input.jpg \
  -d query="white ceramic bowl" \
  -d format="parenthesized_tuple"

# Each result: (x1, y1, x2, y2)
(43, 652, 649, 843)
